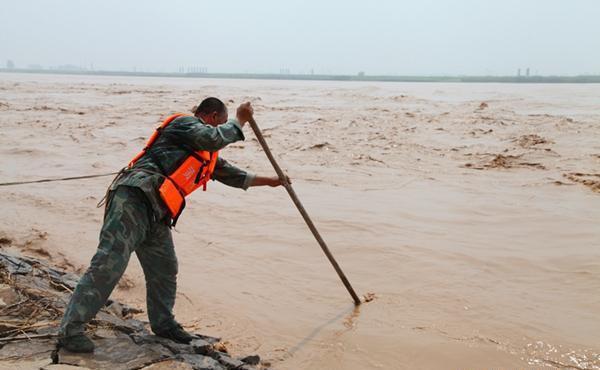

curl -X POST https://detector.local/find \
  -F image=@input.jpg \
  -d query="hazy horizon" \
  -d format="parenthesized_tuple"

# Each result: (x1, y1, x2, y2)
(1, 0, 599, 76)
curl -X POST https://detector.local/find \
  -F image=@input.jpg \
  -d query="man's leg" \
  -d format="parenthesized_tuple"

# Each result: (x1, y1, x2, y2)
(136, 222, 178, 331)
(59, 186, 152, 351)
(135, 223, 191, 343)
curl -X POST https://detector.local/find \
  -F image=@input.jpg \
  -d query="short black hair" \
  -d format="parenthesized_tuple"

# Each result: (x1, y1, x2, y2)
(195, 97, 226, 115)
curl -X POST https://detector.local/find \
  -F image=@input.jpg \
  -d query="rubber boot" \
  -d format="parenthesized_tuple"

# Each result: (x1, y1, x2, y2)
(58, 333, 95, 353)
(155, 323, 194, 344)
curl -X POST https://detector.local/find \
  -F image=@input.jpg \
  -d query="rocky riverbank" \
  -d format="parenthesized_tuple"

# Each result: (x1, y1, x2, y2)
(0, 251, 268, 370)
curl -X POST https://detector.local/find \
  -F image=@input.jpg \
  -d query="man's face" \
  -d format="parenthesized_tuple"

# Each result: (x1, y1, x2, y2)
(204, 109, 228, 127)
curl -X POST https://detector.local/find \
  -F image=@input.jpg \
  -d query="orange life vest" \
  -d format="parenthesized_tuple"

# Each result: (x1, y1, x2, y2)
(128, 113, 219, 223)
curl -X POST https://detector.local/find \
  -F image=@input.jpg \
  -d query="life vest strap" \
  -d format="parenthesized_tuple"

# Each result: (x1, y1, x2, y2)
(120, 167, 186, 228)
(126, 113, 218, 225)
(148, 150, 168, 177)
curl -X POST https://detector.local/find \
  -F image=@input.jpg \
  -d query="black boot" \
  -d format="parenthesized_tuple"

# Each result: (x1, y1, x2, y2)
(58, 333, 95, 353)
(154, 323, 194, 344)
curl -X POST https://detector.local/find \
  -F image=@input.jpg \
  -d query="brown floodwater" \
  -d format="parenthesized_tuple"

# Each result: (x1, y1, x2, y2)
(0, 73, 599, 369)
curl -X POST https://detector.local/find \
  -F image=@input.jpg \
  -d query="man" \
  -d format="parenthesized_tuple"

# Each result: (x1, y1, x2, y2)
(59, 98, 285, 353)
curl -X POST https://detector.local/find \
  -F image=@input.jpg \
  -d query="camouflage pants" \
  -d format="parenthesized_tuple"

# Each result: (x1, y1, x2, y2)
(60, 185, 178, 336)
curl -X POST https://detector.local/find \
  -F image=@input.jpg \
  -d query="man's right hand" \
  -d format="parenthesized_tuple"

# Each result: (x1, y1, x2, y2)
(236, 102, 254, 126)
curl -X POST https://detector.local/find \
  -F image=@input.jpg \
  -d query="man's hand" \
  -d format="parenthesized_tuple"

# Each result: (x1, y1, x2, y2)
(236, 102, 254, 127)
(250, 175, 291, 187)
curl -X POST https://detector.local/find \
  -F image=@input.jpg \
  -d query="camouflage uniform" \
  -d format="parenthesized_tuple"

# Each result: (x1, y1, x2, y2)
(60, 116, 252, 337)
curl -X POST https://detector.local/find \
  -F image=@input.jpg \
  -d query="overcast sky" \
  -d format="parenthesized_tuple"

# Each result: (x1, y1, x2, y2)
(1, 0, 598, 76)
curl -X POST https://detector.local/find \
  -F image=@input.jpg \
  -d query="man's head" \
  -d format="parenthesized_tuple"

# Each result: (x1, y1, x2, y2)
(194, 97, 228, 126)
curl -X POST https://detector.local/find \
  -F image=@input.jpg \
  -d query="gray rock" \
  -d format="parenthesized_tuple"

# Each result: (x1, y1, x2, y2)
(105, 299, 144, 319)
(43, 266, 78, 291)
(93, 327, 130, 339)
(125, 318, 151, 335)
(131, 334, 197, 355)
(141, 360, 194, 369)
(239, 355, 260, 366)
(92, 310, 138, 334)
(12, 273, 54, 292)
(54, 272, 79, 290)
(214, 352, 245, 369)
(192, 333, 221, 344)
(0, 338, 56, 362)
(0, 254, 33, 274)
(42, 365, 93, 370)
(2, 357, 53, 369)
(191, 338, 214, 356)
(105, 299, 125, 317)
(58, 337, 171, 370)
(176, 354, 226, 370)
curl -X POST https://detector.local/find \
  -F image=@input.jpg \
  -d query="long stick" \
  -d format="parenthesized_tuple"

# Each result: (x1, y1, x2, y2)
(248, 117, 361, 306)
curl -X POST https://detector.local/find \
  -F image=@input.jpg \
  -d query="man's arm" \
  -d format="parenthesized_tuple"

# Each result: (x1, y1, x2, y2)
(248, 175, 289, 187)
(211, 157, 253, 190)
(163, 102, 255, 152)
(212, 157, 288, 190)
(165, 117, 245, 152)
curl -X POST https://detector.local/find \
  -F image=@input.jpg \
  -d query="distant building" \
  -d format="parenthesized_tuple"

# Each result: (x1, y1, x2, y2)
(6, 60, 15, 69)
(186, 66, 207, 73)
(526, 68, 530, 77)
(57, 64, 83, 71)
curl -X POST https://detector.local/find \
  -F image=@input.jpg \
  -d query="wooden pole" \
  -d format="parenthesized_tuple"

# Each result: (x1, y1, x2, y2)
(248, 117, 361, 306)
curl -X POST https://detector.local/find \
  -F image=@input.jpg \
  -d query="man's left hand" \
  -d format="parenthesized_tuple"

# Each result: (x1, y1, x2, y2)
(251, 175, 291, 187)
(268, 175, 291, 187)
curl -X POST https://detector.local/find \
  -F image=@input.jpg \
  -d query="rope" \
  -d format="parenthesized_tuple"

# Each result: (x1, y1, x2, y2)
(0, 172, 120, 187)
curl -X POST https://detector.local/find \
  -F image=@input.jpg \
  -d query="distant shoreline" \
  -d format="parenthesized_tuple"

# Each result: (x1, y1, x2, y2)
(1, 68, 600, 84)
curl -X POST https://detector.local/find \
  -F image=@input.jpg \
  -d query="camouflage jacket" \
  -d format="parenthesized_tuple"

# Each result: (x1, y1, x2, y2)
(110, 115, 254, 223)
